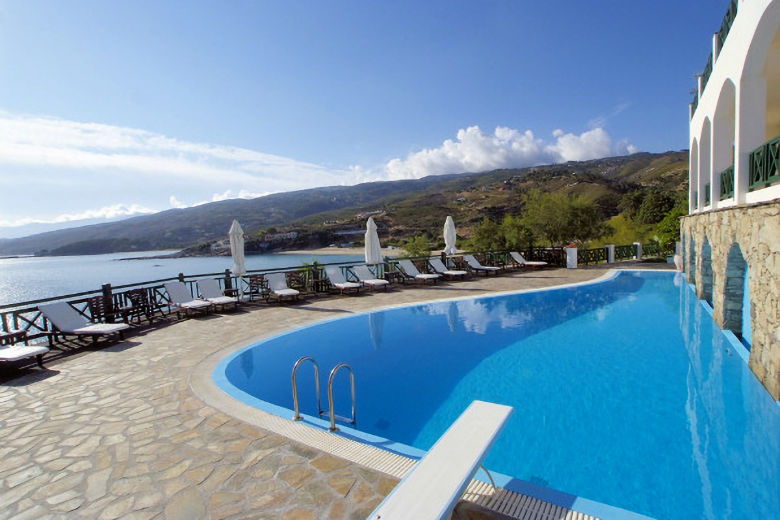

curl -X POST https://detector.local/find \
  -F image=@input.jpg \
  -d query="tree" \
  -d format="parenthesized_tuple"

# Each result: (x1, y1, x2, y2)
(655, 203, 688, 250)
(402, 234, 431, 257)
(521, 190, 609, 246)
(500, 214, 536, 250)
(618, 190, 645, 220)
(637, 189, 675, 225)
(521, 190, 570, 246)
(469, 217, 503, 251)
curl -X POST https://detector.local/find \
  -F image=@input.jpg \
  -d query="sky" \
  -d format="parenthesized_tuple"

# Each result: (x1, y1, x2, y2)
(0, 0, 730, 238)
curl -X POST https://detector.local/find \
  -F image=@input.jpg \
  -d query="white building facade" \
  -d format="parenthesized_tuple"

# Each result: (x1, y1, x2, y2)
(683, 0, 780, 400)
(689, 0, 780, 210)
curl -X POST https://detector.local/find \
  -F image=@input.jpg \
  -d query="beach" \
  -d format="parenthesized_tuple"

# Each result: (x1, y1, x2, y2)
(279, 246, 403, 257)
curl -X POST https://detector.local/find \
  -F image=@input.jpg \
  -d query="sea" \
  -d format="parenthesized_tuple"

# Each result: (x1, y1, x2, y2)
(0, 251, 363, 307)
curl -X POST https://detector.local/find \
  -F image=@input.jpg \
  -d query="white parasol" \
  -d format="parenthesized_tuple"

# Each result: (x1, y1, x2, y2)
(443, 215, 457, 255)
(229, 220, 246, 298)
(364, 217, 382, 265)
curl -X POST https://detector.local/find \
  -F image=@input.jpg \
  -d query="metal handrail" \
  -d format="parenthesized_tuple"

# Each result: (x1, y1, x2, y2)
(291, 356, 322, 421)
(327, 363, 356, 432)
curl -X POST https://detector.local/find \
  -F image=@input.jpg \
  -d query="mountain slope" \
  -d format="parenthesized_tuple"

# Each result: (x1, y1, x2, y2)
(0, 151, 688, 255)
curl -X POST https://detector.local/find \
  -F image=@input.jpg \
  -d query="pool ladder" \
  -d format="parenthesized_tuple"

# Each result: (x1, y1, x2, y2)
(291, 356, 356, 432)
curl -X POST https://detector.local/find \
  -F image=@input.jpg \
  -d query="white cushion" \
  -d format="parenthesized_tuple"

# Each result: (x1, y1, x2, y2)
(335, 282, 361, 289)
(179, 300, 212, 310)
(0, 345, 49, 361)
(72, 323, 130, 335)
(416, 274, 440, 280)
(206, 296, 236, 305)
(273, 288, 300, 297)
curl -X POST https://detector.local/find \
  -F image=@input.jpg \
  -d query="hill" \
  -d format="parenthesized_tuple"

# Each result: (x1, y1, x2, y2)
(0, 151, 688, 256)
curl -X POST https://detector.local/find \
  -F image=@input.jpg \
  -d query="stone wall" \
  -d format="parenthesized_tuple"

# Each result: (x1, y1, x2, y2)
(681, 200, 780, 400)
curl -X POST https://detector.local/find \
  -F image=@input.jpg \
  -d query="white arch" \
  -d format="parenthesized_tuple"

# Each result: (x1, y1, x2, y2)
(736, 1, 780, 201)
(712, 79, 737, 207)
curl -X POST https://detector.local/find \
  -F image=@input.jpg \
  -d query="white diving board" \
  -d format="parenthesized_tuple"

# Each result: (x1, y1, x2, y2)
(368, 400, 513, 520)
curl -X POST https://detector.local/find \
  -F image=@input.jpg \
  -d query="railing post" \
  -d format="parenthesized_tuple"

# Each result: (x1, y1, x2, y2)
(606, 245, 615, 264)
(224, 269, 233, 292)
(101, 283, 115, 323)
(565, 245, 578, 269)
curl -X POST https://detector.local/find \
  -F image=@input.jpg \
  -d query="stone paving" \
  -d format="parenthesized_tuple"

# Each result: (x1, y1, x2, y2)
(0, 267, 630, 519)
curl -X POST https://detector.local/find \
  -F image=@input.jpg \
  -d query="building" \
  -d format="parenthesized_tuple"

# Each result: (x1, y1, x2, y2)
(682, 0, 780, 398)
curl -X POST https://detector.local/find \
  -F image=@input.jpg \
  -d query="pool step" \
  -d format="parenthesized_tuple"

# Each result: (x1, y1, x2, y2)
(461, 481, 600, 520)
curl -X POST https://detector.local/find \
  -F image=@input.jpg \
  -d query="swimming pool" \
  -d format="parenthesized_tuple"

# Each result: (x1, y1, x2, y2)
(215, 271, 780, 520)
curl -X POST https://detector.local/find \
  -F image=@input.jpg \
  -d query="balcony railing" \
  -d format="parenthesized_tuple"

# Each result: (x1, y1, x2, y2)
(717, 0, 739, 52)
(702, 54, 713, 92)
(749, 135, 780, 191)
(691, 0, 739, 117)
(719, 165, 734, 199)
(705, 183, 711, 205)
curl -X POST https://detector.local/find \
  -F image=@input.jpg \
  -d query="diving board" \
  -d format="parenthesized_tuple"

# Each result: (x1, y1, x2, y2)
(368, 400, 513, 520)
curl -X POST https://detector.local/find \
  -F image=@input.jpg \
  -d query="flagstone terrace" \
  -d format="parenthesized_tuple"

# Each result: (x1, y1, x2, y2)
(0, 266, 633, 520)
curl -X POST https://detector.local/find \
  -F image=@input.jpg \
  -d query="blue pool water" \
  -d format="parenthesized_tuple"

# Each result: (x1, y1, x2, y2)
(216, 271, 780, 520)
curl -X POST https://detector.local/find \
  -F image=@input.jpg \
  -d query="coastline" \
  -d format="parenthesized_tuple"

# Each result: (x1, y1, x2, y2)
(276, 246, 402, 257)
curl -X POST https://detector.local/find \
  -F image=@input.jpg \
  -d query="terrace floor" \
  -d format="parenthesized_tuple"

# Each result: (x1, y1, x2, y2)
(0, 265, 669, 519)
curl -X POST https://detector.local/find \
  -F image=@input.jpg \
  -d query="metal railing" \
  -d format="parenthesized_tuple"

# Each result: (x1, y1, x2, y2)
(701, 53, 713, 93)
(749, 134, 780, 191)
(717, 0, 739, 52)
(720, 165, 734, 199)
(0, 258, 369, 347)
(642, 241, 662, 257)
(705, 183, 711, 205)
(578, 247, 607, 266)
(691, 0, 739, 117)
(615, 245, 636, 260)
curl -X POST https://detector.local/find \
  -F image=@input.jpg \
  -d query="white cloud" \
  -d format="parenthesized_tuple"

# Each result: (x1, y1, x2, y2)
(0, 110, 358, 192)
(383, 125, 636, 180)
(544, 127, 612, 162)
(0, 203, 155, 227)
(169, 196, 187, 209)
(210, 189, 269, 202)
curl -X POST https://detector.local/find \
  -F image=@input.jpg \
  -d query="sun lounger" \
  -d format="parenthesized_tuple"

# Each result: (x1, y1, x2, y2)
(197, 279, 239, 311)
(0, 327, 48, 367)
(398, 259, 440, 284)
(352, 265, 390, 291)
(429, 258, 468, 280)
(39, 301, 130, 346)
(265, 272, 301, 303)
(324, 267, 362, 295)
(368, 400, 513, 520)
(509, 251, 548, 268)
(463, 254, 501, 276)
(164, 282, 213, 317)
(0, 344, 50, 367)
